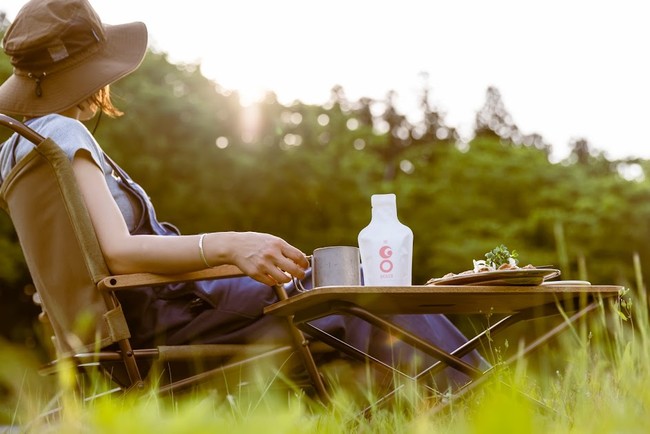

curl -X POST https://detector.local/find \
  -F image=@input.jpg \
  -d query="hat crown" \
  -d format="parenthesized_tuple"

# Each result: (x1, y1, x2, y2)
(3, 0, 105, 71)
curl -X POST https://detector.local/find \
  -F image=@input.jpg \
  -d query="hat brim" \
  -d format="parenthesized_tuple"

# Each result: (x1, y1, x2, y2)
(0, 21, 147, 117)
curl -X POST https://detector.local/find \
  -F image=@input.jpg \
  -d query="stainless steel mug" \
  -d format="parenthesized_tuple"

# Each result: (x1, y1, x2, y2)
(312, 246, 361, 287)
(296, 246, 361, 290)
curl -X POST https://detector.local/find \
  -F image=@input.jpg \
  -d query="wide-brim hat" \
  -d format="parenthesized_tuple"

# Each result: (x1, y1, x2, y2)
(0, 0, 147, 117)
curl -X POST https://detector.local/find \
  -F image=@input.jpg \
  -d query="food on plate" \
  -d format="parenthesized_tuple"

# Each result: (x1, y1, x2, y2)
(427, 244, 536, 283)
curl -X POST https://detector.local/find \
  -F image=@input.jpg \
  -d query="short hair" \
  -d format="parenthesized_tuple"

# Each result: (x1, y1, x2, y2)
(88, 85, 123, 118)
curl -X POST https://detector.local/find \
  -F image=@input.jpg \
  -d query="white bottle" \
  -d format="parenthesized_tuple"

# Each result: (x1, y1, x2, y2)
(358, 194, 413, 286)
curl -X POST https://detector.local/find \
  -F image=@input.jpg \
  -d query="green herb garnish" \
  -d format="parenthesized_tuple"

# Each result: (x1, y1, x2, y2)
(485, 244, 518, 268)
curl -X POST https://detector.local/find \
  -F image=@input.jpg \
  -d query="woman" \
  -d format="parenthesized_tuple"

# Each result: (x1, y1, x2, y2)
(0, 0, 486, 390)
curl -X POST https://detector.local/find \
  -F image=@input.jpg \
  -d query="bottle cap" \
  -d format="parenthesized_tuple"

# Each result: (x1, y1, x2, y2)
(371, 193, 396, 207)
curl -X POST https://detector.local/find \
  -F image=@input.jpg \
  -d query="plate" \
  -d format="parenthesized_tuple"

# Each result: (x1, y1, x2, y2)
(426, 268, 561, 286)
(541, 280, 591, 286)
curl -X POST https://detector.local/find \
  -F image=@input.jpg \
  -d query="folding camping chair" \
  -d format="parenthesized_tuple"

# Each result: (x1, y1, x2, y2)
(0, 114, 329, 407)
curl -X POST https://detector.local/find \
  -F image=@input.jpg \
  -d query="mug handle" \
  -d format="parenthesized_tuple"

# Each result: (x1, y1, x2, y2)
(293, 255, 313, 293)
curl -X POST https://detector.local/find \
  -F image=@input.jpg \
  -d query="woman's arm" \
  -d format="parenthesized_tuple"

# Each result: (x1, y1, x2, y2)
(72, 151, 308, 286)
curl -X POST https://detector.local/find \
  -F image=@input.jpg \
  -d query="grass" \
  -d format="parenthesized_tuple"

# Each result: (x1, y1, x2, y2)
(2, 285, 650, 433)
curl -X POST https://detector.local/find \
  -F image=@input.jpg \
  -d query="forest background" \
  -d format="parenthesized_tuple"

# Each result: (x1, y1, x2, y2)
(1, 12, 649, 357)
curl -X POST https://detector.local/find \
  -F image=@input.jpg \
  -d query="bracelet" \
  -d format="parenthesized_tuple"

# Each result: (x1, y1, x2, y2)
(198, 233, 213, 268)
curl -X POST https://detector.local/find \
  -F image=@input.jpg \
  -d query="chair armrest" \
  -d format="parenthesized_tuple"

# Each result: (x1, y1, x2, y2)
(97, 265, 244, 291)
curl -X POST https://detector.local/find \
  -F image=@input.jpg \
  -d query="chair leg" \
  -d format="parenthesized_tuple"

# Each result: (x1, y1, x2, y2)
(113, 339, 145, 391)
(273, 285, 331, 404)
(104, 292, 145, 391)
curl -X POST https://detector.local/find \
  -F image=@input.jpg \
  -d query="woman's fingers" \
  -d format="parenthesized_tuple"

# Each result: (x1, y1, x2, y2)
(254, 235, 308, 278)
(237, 255, 299, 287)
(234, 232, 309, 286)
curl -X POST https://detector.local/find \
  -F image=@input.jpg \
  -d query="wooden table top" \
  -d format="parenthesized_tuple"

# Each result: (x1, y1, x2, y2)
(264, 284, 622, 317)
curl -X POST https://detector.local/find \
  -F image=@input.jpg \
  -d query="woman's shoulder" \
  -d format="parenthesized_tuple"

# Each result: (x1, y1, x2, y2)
(1, 114, 104, 182)
(27, 114, 91, 139)
(29, 114, 103, 159)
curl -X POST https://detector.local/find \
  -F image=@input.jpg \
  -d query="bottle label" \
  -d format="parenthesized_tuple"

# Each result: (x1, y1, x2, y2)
(379, 242, 394, 278)
(359, 233, 413, 285)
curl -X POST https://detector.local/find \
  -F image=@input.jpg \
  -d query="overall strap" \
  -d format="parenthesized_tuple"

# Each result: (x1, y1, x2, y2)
(102, 152, 180, 236)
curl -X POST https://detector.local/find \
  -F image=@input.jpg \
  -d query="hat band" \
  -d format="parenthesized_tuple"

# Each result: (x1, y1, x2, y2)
(13, 37, 103, 76)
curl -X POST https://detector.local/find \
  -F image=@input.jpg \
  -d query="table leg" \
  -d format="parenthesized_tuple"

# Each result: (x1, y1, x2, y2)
(293, 301, 483, 378)
(273, 285, 331, 404)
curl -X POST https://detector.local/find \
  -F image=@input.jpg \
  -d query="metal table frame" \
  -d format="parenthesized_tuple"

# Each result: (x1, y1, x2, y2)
(264, 284, 621, 409)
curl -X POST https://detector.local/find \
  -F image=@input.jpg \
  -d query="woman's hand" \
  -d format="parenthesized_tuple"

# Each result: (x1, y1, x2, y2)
(218, 232, 309, 287)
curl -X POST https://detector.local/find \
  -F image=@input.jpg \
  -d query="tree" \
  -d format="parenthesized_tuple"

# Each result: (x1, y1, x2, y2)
(474, 86, 551, 155)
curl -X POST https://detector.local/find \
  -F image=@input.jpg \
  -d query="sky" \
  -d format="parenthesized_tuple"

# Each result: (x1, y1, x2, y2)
(2, 0, 649, 161)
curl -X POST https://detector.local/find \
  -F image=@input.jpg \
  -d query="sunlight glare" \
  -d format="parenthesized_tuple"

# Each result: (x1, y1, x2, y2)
(215, 136, 229, 149)
(281, 133, 303, 150)
(617, 163, 645, 182)
(290, 112, 303, 125)
(346, 118, 359, 131)
(411, 125, 425, 140)
(400, 159, 415, 174)
(373, 120, 390, 135)
(240, 104, 261, 144)
(317, 114, 330, 127)
(237, 88, 267, 107)
(436, 127, 450, 140)
(280, 111, 303, 126)
(395, 126, 410, 141)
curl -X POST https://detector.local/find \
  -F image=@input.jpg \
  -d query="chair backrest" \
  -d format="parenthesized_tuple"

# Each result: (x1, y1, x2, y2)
(0, 117, 127, 356)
